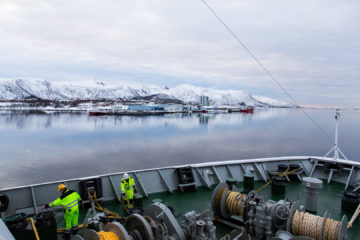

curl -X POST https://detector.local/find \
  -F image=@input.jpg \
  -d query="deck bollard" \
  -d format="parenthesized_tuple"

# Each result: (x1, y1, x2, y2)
(302, 177, 323, 213)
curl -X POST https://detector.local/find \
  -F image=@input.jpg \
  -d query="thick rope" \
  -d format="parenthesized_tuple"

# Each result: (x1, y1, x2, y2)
(225, 190, 247, 216)
(215, 167, 301, 216)
(88, 190, 121, 218)
(98, 231, 119, 240)
(57, 190, 121, 234)
(121, 194, 133, 214)
(256, 167, 302, 193)
(27, 218, 40, 240)
(57, 224, 85, 234)
(292, 210, 341, 240)
(348, 203, 360, 228)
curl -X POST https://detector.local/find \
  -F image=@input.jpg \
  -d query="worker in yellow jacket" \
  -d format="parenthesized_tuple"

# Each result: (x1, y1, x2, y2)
(44, 184, 81, 240)
(121, 173, 136, 209)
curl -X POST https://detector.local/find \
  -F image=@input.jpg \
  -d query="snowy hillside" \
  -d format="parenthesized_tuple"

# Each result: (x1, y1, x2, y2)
(253, 95, 296, 108)
(0, 78, 296, 107)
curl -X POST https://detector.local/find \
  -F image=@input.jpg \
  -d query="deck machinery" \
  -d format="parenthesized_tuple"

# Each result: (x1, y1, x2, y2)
(1, 159, 356, 240)
(211, 181, 348, 240)
(1, 156, 359, 239)
(65, 174, 349, 240)
(68, 201, 217, 240)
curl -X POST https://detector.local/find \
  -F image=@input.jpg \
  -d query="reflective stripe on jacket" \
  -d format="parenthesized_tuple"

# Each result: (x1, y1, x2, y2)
(49, 189, 81, 210)
(121, 177, 135, 199)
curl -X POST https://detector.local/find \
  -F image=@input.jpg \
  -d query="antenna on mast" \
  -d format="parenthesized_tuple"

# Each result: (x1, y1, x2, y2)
(323, 109, 348, 161)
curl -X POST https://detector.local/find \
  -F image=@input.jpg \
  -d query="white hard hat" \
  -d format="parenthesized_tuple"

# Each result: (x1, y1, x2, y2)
(123, 173, 129, 180)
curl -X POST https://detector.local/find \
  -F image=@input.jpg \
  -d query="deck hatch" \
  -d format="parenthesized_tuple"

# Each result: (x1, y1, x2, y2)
(176, 167, 196, 192)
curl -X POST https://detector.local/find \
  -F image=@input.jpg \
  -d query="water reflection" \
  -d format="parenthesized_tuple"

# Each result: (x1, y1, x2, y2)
(0, 108, 359, 188)
(0, 109, 288, 130)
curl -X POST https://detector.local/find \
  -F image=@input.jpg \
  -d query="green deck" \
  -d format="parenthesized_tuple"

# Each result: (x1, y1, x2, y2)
(53, 180, 360, 240)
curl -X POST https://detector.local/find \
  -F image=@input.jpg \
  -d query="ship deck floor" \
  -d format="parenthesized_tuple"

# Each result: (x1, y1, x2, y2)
(54, 180, 360, 240)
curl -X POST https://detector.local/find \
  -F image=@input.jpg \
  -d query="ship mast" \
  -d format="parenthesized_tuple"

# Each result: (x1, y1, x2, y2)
(323, 109, 348, 161)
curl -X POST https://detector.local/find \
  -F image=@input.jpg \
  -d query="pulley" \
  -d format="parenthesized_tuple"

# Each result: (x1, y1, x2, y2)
(124, 214, 154, 240)
(211, 182, 259, 220)
(75, 222, 130, 240)
(104, 222, 131, 240)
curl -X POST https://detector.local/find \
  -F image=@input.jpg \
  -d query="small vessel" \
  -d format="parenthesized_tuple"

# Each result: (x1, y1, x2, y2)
(239, 106, 254, 113)
(88, 111, 108, 116)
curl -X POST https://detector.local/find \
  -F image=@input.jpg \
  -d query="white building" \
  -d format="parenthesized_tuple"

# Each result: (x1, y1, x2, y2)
(199, 96, 210, 106)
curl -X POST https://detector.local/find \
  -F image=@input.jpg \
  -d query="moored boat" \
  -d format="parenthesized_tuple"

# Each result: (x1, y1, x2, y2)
(239, 106, 254, 113)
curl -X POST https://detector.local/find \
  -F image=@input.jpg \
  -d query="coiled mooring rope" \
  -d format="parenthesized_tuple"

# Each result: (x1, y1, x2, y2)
(98, 231, 120, 240)
(291, 210, 341, 240)
(225, 191, 247, 216)
(214, 188, 247, 216)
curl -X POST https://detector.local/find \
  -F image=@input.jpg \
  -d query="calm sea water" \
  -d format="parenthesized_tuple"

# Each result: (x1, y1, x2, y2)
(0, 108, 359, 188)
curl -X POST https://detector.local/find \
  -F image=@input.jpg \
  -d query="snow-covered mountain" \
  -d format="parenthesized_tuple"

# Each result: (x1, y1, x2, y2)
(0, 78, 296, 107)
(253, 95, 296, 108)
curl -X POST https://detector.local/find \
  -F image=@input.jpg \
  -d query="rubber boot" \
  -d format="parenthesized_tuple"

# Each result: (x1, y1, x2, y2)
(62, 231, 71, 240)
(71, 226, 78, 235)
(71, 229, 79, 235)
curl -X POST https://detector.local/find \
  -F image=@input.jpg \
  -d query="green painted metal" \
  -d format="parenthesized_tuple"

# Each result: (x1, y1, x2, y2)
(53, 180, 359, 240)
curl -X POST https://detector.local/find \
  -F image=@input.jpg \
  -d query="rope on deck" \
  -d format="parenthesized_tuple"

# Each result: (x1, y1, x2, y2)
(214, 168, 302, 217)
(348, 203, 360, 228)
(27, 218, 40, 240)
(256, 167, 302, 193)
(57, 190, 122, 234)
(292, 210, 341, 240)
(88, 190, 121, 218)
(225, 191, 247, 216)
(98, 231, 119, 240)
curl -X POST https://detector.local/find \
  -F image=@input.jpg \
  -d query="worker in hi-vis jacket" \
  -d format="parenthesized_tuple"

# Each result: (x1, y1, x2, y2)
(44, 184, 81, 240)
(121, 173, 136, 209)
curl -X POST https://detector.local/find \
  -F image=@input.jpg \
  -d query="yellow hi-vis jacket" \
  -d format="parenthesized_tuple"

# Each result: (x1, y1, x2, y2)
(49, 189, 81, 210)
(121, 177, 135, 200)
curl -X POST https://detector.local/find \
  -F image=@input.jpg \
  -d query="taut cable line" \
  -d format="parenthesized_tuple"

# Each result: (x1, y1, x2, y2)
(200, 0, 333, 143)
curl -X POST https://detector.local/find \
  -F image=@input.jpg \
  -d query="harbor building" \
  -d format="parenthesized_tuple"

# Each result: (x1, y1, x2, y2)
(199, 96, 210, 106)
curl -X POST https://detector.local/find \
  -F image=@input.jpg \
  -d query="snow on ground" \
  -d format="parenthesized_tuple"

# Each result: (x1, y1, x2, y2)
(253, 95, 297, 108)
(0, 78, 296, 107)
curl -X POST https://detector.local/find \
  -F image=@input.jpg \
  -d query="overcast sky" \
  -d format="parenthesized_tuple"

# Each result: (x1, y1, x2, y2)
(0, 0, 359, 106)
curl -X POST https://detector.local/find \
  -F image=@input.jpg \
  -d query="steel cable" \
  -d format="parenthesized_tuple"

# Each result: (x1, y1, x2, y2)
(200, 0, 333, 143)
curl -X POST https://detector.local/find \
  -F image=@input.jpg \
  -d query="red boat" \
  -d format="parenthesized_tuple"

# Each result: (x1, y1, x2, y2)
(240, 107, 254, 113)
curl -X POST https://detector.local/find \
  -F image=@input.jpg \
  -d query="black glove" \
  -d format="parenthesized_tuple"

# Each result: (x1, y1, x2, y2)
(44, 204, 49, 209)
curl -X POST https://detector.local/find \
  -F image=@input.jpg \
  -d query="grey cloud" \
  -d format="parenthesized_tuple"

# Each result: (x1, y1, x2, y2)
(0, 0, 359, 106)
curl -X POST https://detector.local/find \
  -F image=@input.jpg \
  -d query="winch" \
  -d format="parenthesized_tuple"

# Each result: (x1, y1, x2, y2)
(211, 182, 348, 240)
(70, 201, 216, 240)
